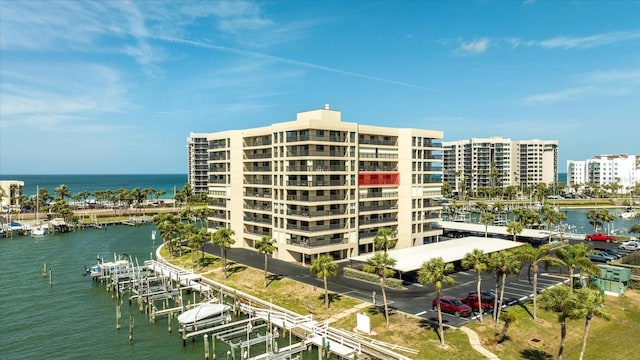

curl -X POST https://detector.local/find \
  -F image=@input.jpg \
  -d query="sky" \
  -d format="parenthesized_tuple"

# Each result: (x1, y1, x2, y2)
(1, 0, 639, 175)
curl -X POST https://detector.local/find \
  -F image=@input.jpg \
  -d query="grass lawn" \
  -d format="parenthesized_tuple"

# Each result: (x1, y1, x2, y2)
(163, 247, 640, 360)
(469, 290, 640, 360)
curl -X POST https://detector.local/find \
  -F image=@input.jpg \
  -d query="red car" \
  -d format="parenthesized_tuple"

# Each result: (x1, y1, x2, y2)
(460, 291, 494, 312)
(585, 233, 615, 242)
(432, 296, 472, 317)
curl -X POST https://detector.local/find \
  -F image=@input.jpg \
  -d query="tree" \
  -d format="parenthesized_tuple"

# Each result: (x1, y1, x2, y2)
(418, 257, 454, 347)
(188, 227, 207, 269)
(514, 244, 563, 320)
(576, 287, 610, 360)
(212, 227, 235, 277)
(496, 310, 516, 343)
(506, 221, 523, 242)
(538, 285, 583, 360)
(153, 213, 180, 257)
(310, 254, 338, 309)
(555, 244, 600, 291)
(462, 249, 488, 322)
(363, 252, 397, 328)
(54, 184, 72, 201)
(541, 205, 566, 243)
(373, 227, 397, 253)
(630, 224, 640, 236)
(488, 250, 520, 325)
(255, 235, 276, 288)
(480, 212, 495, 237)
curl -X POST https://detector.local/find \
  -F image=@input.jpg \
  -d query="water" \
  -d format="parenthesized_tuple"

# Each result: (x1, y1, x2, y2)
(0, 224, 208, 359)
(0, 225, 311, 359)
(0, 174, 187, 198)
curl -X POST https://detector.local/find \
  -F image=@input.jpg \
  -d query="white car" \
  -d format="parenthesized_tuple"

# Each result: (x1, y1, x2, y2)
(619, 240, 640, 251)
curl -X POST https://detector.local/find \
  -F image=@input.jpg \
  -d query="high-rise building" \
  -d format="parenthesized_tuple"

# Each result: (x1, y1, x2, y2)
(187, 133, 210, 194)
(567, 154, 639, 192)
(442, 137, 558, 196)
(189, 106, 444, 263)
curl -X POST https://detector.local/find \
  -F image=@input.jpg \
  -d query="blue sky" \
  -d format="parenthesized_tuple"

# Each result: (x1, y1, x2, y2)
(1, 0, 638, 175)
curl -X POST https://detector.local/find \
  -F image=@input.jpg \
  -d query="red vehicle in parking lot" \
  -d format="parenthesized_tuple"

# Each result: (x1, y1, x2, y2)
(585, 233, 615, 242)
(460, 291, 494, 312)
(432, 296, 472, 317)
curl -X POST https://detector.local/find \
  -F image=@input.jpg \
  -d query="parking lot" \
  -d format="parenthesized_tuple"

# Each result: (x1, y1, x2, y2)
(414, 267, 567, 328)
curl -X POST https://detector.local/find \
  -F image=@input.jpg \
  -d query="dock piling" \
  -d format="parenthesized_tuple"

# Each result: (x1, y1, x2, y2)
(128, 314, 134, 344)
(116, 305, 121, 330)
(42, 262, 47, 278)
(204, 334, 210, 360)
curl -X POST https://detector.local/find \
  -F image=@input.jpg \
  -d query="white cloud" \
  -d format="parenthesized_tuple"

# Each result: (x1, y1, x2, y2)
(525, 87, 594, 103)
(0, 62, 130, 131)
(457, 38, 491, 54)
(506, 31, 640, 50)
(581, 69, 640, 84)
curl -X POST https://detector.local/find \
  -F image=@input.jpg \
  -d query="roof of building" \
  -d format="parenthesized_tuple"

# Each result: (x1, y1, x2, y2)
(349, 236, 525, 273)
(437, 221, 552, 239)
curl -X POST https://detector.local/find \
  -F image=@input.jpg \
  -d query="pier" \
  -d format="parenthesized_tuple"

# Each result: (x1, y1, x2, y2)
(95, 256, 414, 360)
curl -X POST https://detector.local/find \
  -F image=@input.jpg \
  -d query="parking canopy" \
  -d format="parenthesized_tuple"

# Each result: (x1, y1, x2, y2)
(349, 237, 525, 273)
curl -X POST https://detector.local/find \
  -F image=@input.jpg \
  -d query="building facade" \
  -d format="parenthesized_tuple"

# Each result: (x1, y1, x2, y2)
(187, 133, 210, 194)
(192, 106, 444, 263)
(0, 180, 24, 211)
(442, 137, 558, 195)
(567, 154, 639, 192)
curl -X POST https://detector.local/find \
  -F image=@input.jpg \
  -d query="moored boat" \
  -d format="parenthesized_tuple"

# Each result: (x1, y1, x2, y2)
(177, 302, 232, 331)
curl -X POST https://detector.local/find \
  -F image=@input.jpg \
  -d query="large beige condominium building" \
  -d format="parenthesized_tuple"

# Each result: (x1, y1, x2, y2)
(197, 106, 444, 263)
(443, 137, 558, 195)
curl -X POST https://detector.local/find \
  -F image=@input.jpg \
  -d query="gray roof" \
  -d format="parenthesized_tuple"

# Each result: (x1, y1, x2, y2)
(349, 236, 525, 273)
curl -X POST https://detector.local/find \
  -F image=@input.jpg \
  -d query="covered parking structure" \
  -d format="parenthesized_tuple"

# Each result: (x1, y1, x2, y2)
(349, 236, 525, 274)
(437, 221, 552, 245)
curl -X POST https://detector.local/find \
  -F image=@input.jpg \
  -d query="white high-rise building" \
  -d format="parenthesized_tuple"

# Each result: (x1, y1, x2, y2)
(567, 154, 639, 192)
(188, 106, 444, 263)
(442, 137, 558, 195)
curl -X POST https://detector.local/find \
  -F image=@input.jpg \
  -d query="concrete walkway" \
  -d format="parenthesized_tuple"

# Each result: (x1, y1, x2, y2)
(459, 326, 500, 360)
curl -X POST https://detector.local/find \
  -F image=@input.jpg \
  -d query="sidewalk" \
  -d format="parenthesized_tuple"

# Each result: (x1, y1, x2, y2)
(459, 326, 500, 360)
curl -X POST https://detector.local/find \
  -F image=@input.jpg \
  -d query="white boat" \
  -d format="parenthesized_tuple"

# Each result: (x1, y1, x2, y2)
(31, 186, 45, 237)
(89, 255, 130, 279)
(620, 207, 636, 219)
(178, 303, 231, 330)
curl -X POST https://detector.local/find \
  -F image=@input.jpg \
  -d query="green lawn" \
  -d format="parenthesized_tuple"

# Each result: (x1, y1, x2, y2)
(164, 247, 640, 359)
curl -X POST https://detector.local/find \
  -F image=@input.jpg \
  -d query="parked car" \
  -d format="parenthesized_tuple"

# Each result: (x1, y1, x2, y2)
(460, 291, 494, 312)
(432, 296, 472, 317)
(594, 251, 617, 261)
(619, 240, 640, 251)
(585, 233, 615, 242)
(594, 248, 624, 258)
(588, 253, 611, 263)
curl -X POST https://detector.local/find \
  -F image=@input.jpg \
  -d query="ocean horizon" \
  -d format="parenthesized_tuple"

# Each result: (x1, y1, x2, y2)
(0, 173, 188, 198)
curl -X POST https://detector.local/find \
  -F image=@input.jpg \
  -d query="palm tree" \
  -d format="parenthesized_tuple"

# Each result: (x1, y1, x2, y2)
(212, 227, 235, 277)
(255, 235, 276, 288)
(489, 250, 520, 325)
(514, 244, 563, 320)
(187, 227, 207, 269)
(480, 212, 495, 237)
(541, 205, 566, 243)
(153, 213, 180, 257)
(418, 257, 454, 347)
(462, 249, 488, 322)
(496, 310, 516, 343)
(54, 184, 72, 201)
(506, 221, 523, 242)
(574, 287, 611, 360)
(538, 285, 583, 360)
(373, 227, 397, 253)
(555, 244, 600, 291)
(363, 252, 397, 328)
(310, 254, 338, 309)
